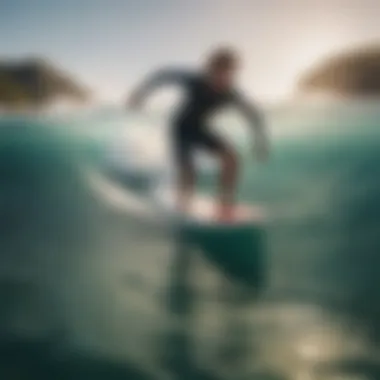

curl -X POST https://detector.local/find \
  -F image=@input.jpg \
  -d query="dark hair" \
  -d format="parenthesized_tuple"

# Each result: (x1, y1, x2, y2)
(207, 47, 239, 70)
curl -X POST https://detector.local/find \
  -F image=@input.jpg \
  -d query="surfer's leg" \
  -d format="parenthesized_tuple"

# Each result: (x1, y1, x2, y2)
(177, 161, 195, 213)
(200, 132, 238, 220)
(173, 133, 196, 213)
(218, 146, 238, 220)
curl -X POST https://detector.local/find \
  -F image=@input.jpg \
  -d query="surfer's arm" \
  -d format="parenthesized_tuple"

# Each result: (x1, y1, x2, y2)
(128, 69, 192, 108)
(232, 92, 270, 161)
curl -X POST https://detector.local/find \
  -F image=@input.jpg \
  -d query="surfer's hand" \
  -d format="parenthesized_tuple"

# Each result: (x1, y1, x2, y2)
(127, 92, 143, 110)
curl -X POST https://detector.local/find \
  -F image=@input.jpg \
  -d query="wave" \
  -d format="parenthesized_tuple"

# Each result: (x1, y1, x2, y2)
(2, 106, 380, 378)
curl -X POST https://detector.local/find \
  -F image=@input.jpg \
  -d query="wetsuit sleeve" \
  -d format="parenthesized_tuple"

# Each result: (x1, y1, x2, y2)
(130, 69, 193, 102)
(231, 90, 270, 159)
(231, 90, 265, 129)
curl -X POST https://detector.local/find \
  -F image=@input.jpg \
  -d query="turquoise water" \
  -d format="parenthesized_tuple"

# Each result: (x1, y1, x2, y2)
(1, 102, 380, 379)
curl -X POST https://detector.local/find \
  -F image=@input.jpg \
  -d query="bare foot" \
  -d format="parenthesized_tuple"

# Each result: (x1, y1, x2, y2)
(216, 204, 235, 222)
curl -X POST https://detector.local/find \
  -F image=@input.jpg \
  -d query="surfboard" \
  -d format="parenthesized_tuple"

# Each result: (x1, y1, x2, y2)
(89, 169, 266, 289)
(152, 186, 263, 227)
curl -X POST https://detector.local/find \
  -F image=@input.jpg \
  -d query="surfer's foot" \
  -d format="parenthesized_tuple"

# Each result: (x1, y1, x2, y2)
(216, 204, 235, 222)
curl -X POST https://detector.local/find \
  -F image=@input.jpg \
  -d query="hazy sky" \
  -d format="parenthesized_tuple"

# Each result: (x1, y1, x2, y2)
(2, 0, 380, 101)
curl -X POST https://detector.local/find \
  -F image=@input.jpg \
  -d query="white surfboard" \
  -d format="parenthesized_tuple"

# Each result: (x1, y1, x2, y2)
(91, 167, 264, 230)
(152, 187, 263, 228)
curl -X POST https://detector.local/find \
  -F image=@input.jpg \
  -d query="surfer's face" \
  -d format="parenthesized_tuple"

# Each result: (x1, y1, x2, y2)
(205, 47, 240, 90)
(210, 65, 238, 90)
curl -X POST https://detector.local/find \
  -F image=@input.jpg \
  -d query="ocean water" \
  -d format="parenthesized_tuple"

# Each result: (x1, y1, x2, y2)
(1, 101, 380, 380)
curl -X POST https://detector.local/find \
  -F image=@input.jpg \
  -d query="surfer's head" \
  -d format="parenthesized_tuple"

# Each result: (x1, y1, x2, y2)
(205, 46, 240, 90)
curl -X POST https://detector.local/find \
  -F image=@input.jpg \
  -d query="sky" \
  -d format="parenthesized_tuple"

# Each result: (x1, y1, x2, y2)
(1, 0, 380, 102)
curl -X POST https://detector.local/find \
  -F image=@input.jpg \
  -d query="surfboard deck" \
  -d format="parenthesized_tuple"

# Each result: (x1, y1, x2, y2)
(153, 188, 264, 228)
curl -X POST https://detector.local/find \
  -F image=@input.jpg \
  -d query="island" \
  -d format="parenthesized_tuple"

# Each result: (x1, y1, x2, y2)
(0, 58, 90, 110)
(298, 45, 380, 97)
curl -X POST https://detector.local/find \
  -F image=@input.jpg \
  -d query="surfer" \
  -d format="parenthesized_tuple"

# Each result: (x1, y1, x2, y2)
(127, 47, 269, 221)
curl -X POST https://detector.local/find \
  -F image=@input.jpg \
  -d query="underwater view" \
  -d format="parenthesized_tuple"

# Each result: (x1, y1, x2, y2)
(1, 101, 380, 380)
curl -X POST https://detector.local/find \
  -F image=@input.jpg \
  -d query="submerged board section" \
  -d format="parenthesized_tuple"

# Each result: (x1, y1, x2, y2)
(153, 188, 266, 289)
(91, 174, 267, 289)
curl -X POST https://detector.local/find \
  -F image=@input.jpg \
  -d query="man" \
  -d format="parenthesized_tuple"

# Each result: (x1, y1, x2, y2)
(128, 47, 269, 221)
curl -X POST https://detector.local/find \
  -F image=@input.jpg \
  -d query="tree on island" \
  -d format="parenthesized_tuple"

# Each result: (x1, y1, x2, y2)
(298, 45, 380, 97)
(0, 58, 90, 109)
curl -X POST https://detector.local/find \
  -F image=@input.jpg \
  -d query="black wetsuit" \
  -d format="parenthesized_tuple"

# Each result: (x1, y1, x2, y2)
(136, 69, 261, 167)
